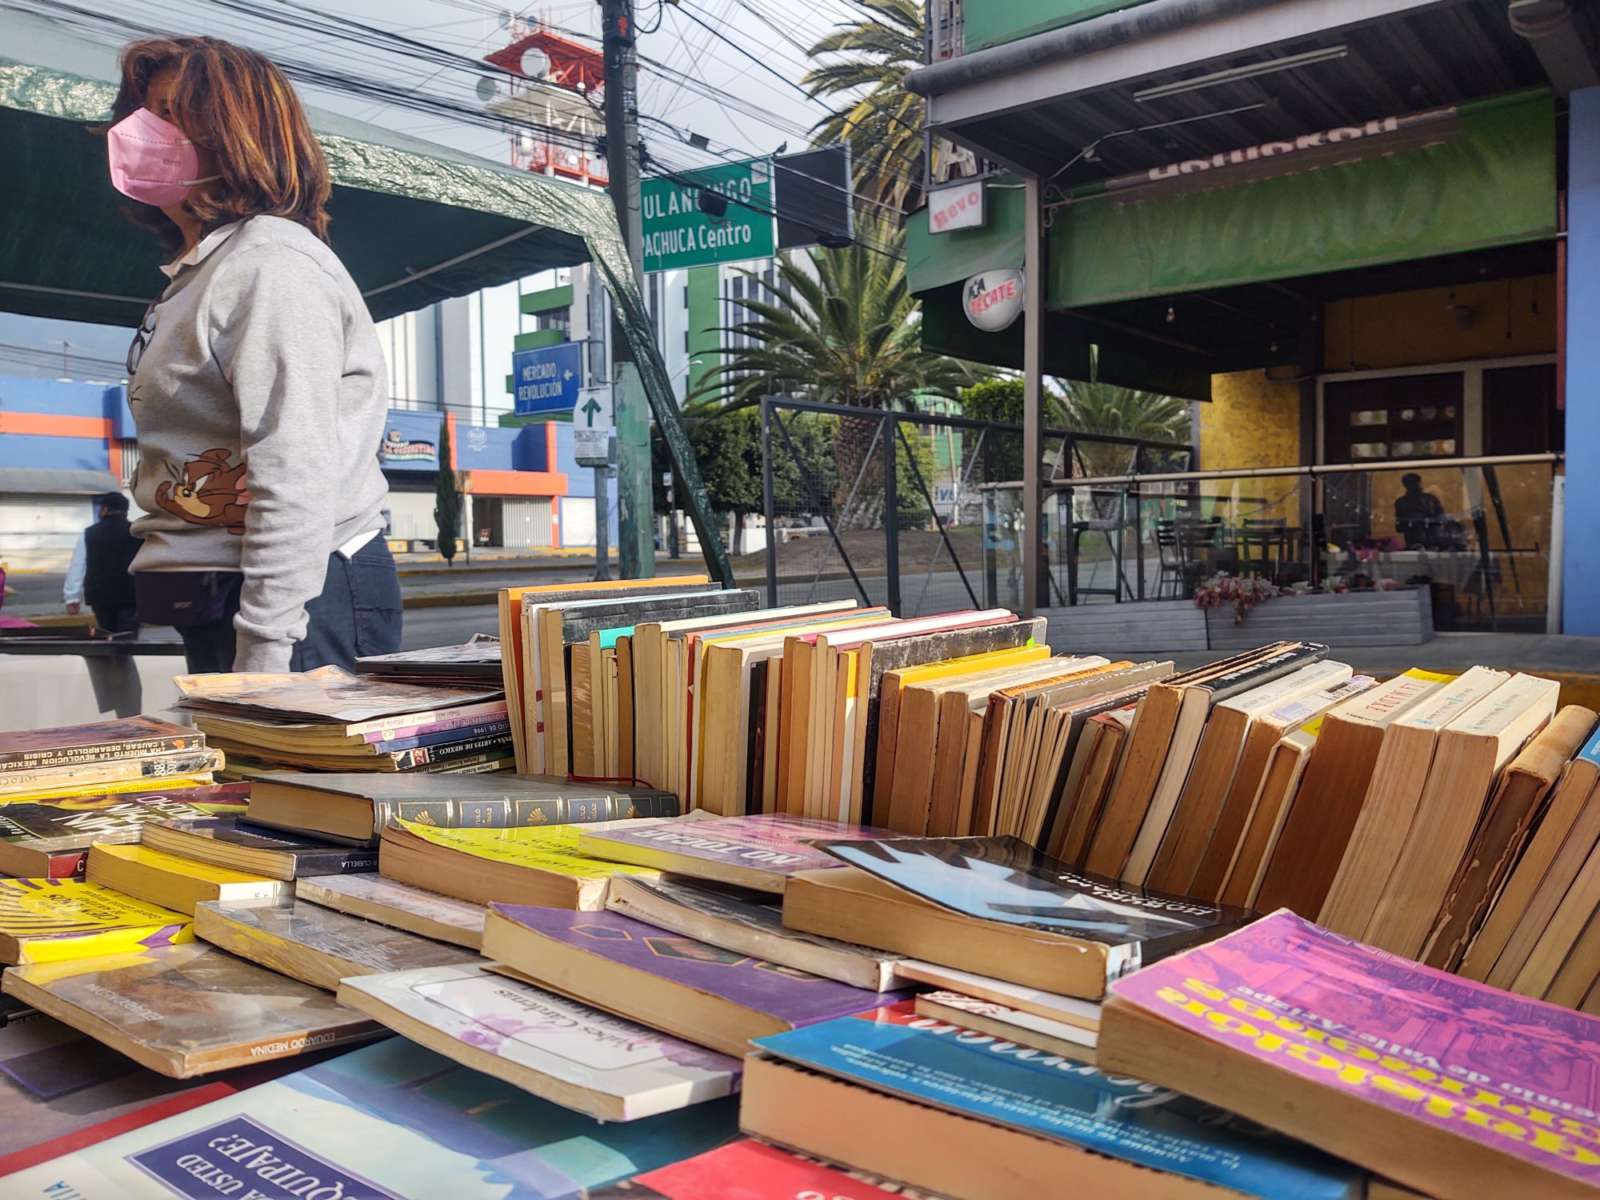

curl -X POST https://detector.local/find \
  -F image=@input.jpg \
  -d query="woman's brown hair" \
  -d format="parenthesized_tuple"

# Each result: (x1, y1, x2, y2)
(112, 37, 331, 249)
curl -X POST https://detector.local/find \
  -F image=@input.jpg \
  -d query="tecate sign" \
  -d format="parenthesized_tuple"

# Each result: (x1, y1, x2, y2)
(964, 269, 1024, 332)
(928, 179, 985, 233)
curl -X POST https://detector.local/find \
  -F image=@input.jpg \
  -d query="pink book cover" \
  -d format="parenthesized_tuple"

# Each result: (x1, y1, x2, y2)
(1111, 909, 1600, 1189)
(582, 814, 896, 879)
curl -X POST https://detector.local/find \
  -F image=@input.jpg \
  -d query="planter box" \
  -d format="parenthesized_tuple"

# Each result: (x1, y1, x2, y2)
(1044, 599, 1208, 653)
(1205, 587, 1434, 652)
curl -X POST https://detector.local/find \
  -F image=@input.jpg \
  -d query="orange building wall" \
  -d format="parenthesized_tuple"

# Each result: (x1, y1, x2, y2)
(1323, 274, 1556, 372)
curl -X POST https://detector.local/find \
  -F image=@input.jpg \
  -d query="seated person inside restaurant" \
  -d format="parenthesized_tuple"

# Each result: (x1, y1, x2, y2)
(1393, 473, 1461, 550)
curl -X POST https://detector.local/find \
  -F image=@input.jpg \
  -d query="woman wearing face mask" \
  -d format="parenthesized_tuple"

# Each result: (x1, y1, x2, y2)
(109, 37, 400, 674)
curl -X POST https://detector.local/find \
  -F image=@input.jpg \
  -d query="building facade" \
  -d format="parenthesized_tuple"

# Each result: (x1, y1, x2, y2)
(907, 0, 1593, 631)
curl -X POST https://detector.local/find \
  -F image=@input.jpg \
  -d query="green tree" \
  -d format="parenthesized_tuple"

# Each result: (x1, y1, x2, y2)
(955, 377, 1065, 483)
(1059, 380, 1192, 476)
(804, 0, 925, 214)
(433, 417, 460, 565)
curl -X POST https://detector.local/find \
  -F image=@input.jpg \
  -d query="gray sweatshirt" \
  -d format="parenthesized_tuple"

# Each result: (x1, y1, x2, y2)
(128, 215, 390, 671)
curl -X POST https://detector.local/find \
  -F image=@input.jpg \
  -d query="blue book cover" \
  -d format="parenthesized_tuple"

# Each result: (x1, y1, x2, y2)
(6, 1038, 738, 1199)
(754, 1004, 1362, 1200)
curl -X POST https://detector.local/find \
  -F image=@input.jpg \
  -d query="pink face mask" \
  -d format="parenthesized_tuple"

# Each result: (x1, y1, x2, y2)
(107, 107, 219, 207)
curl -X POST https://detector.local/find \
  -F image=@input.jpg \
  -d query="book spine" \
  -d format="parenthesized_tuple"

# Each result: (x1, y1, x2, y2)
(0, 734, 204, 771)
(367, 719, 512, 753)
(386, 734, 515, 770)
(292, 847, 380, 877)
(0, 750, 221, 795)
(45, 849, 87, 879)
(371, 790, 680, 834)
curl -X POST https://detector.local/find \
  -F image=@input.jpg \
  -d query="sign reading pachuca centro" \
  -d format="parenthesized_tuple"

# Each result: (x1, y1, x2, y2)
(642, 157, 776, 272)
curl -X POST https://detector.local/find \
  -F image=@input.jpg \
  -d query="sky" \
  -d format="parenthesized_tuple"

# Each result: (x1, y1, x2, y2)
(0, 0, 865, 379)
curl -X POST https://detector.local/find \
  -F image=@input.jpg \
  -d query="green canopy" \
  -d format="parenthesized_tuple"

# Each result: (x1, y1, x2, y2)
(0, 8, 732, 582)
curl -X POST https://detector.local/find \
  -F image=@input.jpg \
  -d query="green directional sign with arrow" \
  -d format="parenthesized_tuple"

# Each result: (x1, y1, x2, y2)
(580, 397, 603, 427)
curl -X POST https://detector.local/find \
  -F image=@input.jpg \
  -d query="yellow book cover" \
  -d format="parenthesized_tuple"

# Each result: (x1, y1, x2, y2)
(0, 776, 214, 806)
(0, 878, 193, 964)
(392, 819, 658, 881)
(89, 843, 276, 886)
(893, 643, 1050, 688)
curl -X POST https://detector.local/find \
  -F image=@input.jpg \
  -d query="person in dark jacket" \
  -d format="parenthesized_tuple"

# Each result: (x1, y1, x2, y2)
(82, 493, 143, 636)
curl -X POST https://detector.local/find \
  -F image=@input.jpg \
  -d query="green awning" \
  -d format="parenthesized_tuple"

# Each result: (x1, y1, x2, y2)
(907, 179, 1026, 295)
(0, 10, 614, 326)
(1051, 89, 1558, 308)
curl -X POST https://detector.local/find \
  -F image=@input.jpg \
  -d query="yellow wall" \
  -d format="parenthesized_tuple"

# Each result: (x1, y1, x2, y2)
(1199, 370, 1300, 469)
(1323, 274, 1556, 372)
(1196, 370, 1303, 521)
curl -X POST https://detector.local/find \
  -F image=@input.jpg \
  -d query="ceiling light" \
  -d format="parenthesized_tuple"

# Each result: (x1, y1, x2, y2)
(1133, 46, 1349, 103)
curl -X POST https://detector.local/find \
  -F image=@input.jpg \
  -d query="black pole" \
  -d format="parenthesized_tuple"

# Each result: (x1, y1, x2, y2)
(761, 396, 779, 608)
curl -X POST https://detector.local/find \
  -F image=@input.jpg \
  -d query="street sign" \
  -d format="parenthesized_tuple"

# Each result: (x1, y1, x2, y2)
(573, 389, 614, 466)
(512, 342, 582, 417)
(574, 427, 613, 466)
(642, 157, 776, 272)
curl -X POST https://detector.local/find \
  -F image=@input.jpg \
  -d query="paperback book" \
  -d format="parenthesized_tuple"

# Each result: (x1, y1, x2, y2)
(787, 835, 1251, 997)
(750, 1003, 1360, 1200)
(0, 878, 192, 965)
(0, 715, 201, 770)
(1099, 909, 1600, 1200)
(3, 1036, 739, 1197)
(1, 943, 381, 1077)
(295, 873, 486, 948)
(482, 904, 900, 1057)
(141, 817, 379, 881)
(606, 874, 900, 991)
(577, 813, 897, 892)
(338, 962, 741, 1121)
(175, 664, 504, 724)
(594, 1139, 944, 1200)
(0, 784, 250, 878)
(193, 898, 478, 991)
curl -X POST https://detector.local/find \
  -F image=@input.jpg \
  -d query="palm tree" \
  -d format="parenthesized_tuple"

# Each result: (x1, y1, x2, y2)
(803, 0, 925, 214)
(690, 230, 979, 523)
(1059, 380, 1192, 477)
(689, 235, 975, 412)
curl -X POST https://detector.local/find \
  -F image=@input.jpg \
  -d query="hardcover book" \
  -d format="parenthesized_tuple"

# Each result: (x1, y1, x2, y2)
(577, 813, 897, 892)
(0, 715, 201, 770)
(1099, 909, 1600, 1200)
(0, 784, 250, 878)
(750, 1003, 1360, 1200)
(296, 873, 486, 948)
(339, 962, 741, 1121)
(141, 817, 379, 881)
(248, 771, 678, 846)
(0, 878, 192, 965)
(606, 874, 900, 991)
(1, 943, 382, 1077)
(482, 904, 899, 1057)
(3, 1037, 739, 1197)
(193, 898, 478, 991)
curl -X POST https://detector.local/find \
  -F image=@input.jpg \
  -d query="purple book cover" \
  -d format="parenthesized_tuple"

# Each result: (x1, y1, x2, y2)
(491, 904, 899, 1026)
(581, 815, 896, 878)
(1112, 909, 1600, 1189)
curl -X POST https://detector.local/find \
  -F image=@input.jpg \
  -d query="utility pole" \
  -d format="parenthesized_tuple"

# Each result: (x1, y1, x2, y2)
(601, 0, 655, 579)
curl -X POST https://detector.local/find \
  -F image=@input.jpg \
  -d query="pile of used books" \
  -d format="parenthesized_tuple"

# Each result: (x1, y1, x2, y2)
(176, 662, 513, 778)
(3, 604, 1600, 1198)
(0, 715, 224, 803)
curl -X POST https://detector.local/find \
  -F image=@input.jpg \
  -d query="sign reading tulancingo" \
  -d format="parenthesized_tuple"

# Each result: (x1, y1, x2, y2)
(642, 158, 777, 272)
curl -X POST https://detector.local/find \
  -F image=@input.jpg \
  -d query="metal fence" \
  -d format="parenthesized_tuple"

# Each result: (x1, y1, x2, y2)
(756, 396, 1192, 617)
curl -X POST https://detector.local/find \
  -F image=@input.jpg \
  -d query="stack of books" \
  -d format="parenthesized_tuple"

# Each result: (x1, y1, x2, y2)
(174, 665, 514, 777)
(0, 717, 224, 804)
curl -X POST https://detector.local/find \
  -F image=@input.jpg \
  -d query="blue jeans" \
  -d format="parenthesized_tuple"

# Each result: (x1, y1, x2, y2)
(175, 538, 402, 673)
